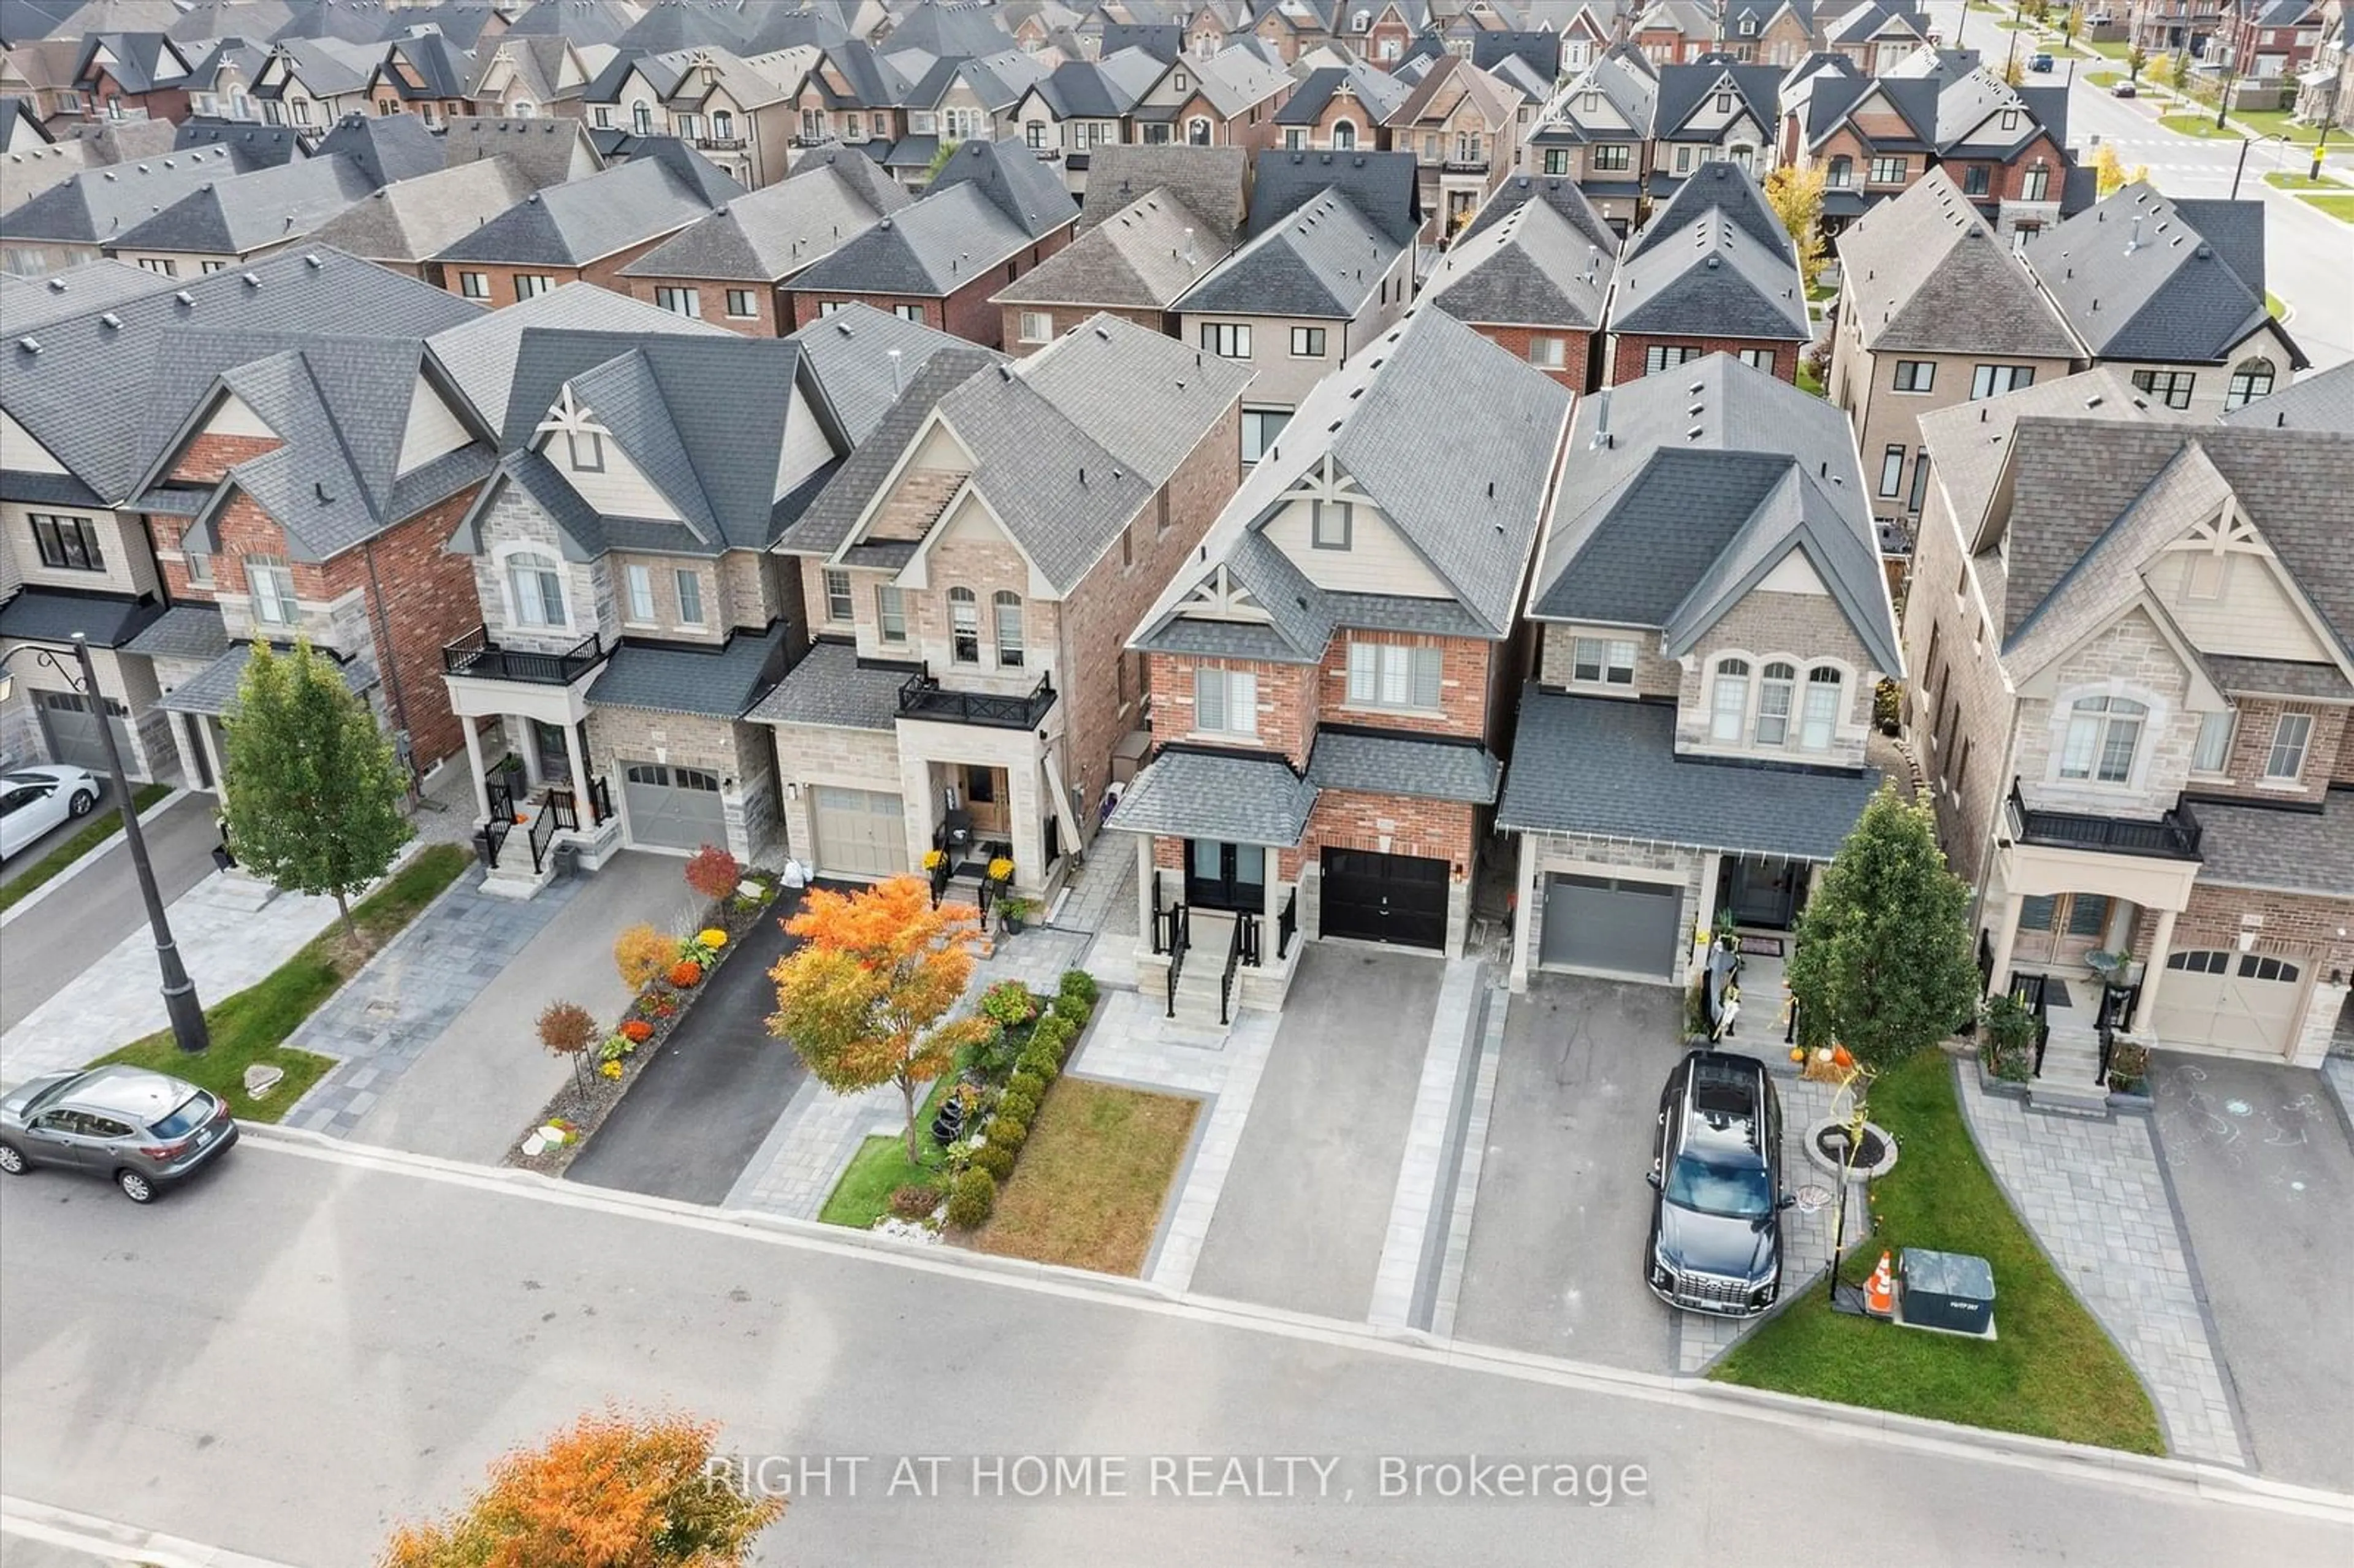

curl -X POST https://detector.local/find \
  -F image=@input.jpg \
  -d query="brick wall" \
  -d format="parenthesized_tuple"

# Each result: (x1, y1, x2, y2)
(438, 233, 680, 309)
(1537, 623, 1682, 696)
(1458, 321, 1593, 392)
(787, 224, 1074, 347)
(1316, 632, 1495, 741)
(173, 433, 281, 486)
(1906, 494, 2014, 894)
(1146, 650, 1319, 766)
(2143, 881, 2354, 982)
(1279, 790, 1477, 883)
(1611, 333, 1801, 385)
(2193, 698, 2347, 805)
(996, 303, 1167, 356)
(316, 485, 487, 772)
(622, 275, 784, 337)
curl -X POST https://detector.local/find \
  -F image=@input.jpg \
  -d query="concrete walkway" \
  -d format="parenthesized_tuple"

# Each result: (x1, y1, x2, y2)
(1956, 1066, 2246, 1466)
(305, 853, 701, 1159)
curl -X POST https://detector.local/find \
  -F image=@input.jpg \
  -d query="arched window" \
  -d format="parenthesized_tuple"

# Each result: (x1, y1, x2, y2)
(993, 591, 1024, 668)
(631, 100, 652, 135)
(1710, 658, 1751, 742)
(948, 587, 980, 664)
(1800, 666, 1843, 751)
(1332, 120, 1357, 150)
(712, 108, 733, 140)
(513, 99, 535, 118)
(1827, 154, 1852, 188)
(2225, 356, 2275, 409)
(1187, 116, 1211, 145)
(2059, 695, 2146, 783)
(506, 550, 566, 628)
(1755, 661, 1796, 746)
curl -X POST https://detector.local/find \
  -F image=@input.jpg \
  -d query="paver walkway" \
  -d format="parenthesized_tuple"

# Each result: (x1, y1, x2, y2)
(284, 874, 582, 1136)
(1049, 843, 1135, 935)
(1956, 1066, 2245, 1466)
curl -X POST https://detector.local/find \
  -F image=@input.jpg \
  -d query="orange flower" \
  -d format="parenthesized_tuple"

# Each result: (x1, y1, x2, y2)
(668, 960, 703, 988)
(620, 1019, 654, 1043)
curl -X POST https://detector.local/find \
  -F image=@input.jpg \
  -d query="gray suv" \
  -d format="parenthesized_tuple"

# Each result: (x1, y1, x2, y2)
(0, 1065, 239, 1202)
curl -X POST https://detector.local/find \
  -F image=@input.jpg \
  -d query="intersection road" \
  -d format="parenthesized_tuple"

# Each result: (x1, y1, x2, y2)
(2, 1136, 2348, 1566)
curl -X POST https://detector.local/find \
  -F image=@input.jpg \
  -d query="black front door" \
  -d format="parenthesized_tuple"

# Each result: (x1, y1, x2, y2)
(1723, 856, 1805, 930)
(531, 719, 571, 785)
(1186, 839, 1265, 911)
(1320, 848, 1449, 949)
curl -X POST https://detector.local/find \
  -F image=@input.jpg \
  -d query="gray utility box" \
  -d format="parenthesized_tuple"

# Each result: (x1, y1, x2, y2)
(1898, 1248, 1995, 1336)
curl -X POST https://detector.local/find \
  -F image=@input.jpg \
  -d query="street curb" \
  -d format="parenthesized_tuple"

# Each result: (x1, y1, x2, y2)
(1, 1494, 305, 1568)
(0, 786, 189, 931)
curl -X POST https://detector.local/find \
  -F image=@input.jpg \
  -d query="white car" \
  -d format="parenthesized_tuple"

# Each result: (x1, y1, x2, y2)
(0, 766, 102, 860)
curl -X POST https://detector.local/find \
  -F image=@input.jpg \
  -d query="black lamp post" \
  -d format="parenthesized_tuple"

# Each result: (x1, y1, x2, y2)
(2230, 132, 2284, 199)
(0, 634, 209, 1053)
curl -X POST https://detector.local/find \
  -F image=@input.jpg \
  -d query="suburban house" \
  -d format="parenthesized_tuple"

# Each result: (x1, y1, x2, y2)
(1526, 46, 1658, 233)
(440, 115, 605, 190)
(1111, 305, 1573, 1026)
(1005, 46, 1167, 185)
(360, 27, 475, 128)
(72, 32, 194, 123)
(1382, 51, 1526, 237)
(1642, 55, 1784, 195)
(99, 152, 383, 277)
(302, 158, 541, 283)
(2020, 183, 2308, 422)
(249, 37, 376, 130)
(1828, 169, 2081, 535)
(1603, 161, 1809, 385)
(429, 151, 743, 308)
(1074, 143, 1251, 245)
(1501, 352, 1901, 992)
(1824, 0, 1931, 74)
(2214, 0, 2328, 89)
(1424, 189, 1613, 390)
(1907, 372, 2353, 1078)
(757, 314, 1251, 908)
(782, 138, 1080, 345)
(1126, 40, 1295, 151)
(1273, 58, 1413, 153)
(619, 145, 912, 338)
(580, 46, 797, 190)
(466, 33, 593, 121)
(990, 183, 1232, 353)
(0, 147, 239, 275)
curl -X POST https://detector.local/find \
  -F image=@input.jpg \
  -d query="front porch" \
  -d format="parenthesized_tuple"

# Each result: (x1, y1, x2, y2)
(896, 695, 1086, 907)
(443, 627, 624, 897)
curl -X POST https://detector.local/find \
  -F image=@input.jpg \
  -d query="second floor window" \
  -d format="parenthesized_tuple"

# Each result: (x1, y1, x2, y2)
(2131, 368, 2195, 409)
(726, 289, 756, 319)
(994, 592, 1024, 668)
(712, 110, 733, 140)
(1644, 344, 1701, 373)
(2264, 712, 2312, 780)
(1571, 637, 1635, 687)
(507, 550, 565, 627)
(1868, 155, 1906, 184)
(655, 286, 700, 319)
(2193, 709, 2234, 773)
(1971, 364, 2036, 399)
(1800, 667, 1843, 751)
(1593, 143, 1631, 171)
(1290, 325, 1326, 357)
(30, 514, 104, 571)
(1739, 348, 1775, 375)
(676, 569, 704, 626)
(2225, 357, 2276, 409)
(1193, 664, 1257, 735)
(1894, 360, 1935, 392)
(823, 568, 853, 624)
(1962, 164, 1990, 197)
(1756, 661, 1796, 745)
(877, 584, 907, 644)
(1710, 658, 1750, 742)
(1544, 147, 1569, 175)
(459, 272, 490, 300)
(2022, 164, 2050, 202)
(633, 102, 652, 135)
(626, 564, 655, 622)
(1827, 154, 1853, 187)
(2058, 695, 2145, 785)
(1200, 322, 1251, 359)
(515, 275, 553, 301)
(1241, 407, 1288, 464)
(948, 587, 980, 663)
(1311, 500, 1352, 550)
(1019, 311, 1053, 344)
(1349, 641, 1441, 709)
(1529, 337, 1566, 369)
(247, 555, 299, 627)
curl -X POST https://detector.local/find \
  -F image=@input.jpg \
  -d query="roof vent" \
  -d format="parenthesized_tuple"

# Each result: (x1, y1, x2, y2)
(1094, 324, 1111, 340)
(242, 272, 261, 287)
(999, 364, 1012, 381)
(175, 290, 193, 306)
(15, 337, 37, 354)
(99, 311, 121, 329)
(305, 254, 322, 268)
(1687, 425, 1704, 440)
(44, 278, 65, 294)
(1688, 403, 1703, 416)
(314, 481, 333, 504)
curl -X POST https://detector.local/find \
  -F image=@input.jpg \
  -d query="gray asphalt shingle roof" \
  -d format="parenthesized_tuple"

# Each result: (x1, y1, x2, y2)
(1498, 689, 1883, 860)
(2024, 184, 2297, 365)
(779, 344, 1000, 558)
(1176, 184, 1401, 320)
(438, 115, 602, 189)
(924, 135, 1078, 240)
(1607, 207, 1808, 343)
(620, 152, 910, 284)
(1623, 158, 1788, 261)
(1107, 747, 1318, 846)
(588, 623, 793, 718)
(109, 151, 379, 256)
(1247, 147, 1420, 248)
(302, 156, 538, 264)
(0, 145, 238, 243)
(2193, 794, 2353, 897)
(430, 154, 732, 267)
(425, 281, 723, 432)
(0, 257, 175, 334)
(1835, 167, 2078, 357)
(1461, 172, 1618, 255)
(0, 585, 163, 649)
(2201, 656, 2351, 699)
(745, 639, 909, 729)
(121, 601, 227, 662)
(1427, 194, 1610, 331)
(1308, 728, 1499, 804)
(994, 186, 1224, 310)
(786, 302, 989, 446)
(2222, 359, 2354, 433)
(1079, 143, 1247, 245)
(785, 180, 1036, 298)
(156, 640, 377, 715)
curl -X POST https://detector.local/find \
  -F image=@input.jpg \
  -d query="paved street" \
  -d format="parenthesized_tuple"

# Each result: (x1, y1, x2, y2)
(2, 1138, 2346, 1567)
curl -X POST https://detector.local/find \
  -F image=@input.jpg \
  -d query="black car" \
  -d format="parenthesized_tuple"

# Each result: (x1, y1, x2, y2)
(1645, 1049, 1789, 1316)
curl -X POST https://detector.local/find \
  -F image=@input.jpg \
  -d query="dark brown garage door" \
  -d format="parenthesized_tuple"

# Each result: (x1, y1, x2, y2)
(1319, 847, 1449, 950)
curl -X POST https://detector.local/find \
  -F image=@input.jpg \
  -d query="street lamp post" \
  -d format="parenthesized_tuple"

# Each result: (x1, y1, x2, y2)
(0, 634, 209, 1053)
(2230, 132, 2284, 199)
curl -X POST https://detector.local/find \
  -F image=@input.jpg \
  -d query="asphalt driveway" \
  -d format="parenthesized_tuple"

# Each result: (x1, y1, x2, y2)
(1451, 975, 1688, 1371)
(1188, 944, 1444, 1320)
(2149, 1053, 2354, 1490)
(565, 891, 810, 1205)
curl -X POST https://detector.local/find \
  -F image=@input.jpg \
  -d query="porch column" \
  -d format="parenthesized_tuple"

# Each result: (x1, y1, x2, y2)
(461, 715, 492, 822)
(1132, 833, 1155, 947)
(561, 721, 588, 812)
(2135, 906, 2180, 1024)
(1509, 830, 1538, 993)
(197, 717, 228, 801)
(1986, 889, 2024, 994)
(1262, 849, 1281, 967)
(1692, 850, 1724, 975)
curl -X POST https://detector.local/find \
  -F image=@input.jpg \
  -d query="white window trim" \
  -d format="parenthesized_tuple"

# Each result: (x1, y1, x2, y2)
(2046, 684, 2161, 793)
(2260, 710, 2312, 785)
(1699, 651, 1858, 756)
(623, 562, 657, 625)
(2190, 707, 2235, 777)
(491, 541, 573, 635)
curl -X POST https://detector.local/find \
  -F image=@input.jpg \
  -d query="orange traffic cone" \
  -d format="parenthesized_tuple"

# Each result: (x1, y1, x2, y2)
(1865, 1250, 1895, 1318)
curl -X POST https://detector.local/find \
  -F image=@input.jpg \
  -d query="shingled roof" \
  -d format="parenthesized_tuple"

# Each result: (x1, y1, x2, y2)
(109, 151, 378, 256)
(1607, 206, 1808, 343)
(621, 154, 909, 284)
(0, 145, 238, 243)
(1176, 183, 1401, 321)
(922, 135, 1078, 241)
(431, 154, 734, 268)
(786, 302, 991, 447)
(1835, 167, 2077, 357)
(1426, 195, 1611, 332)
(303, 156, 538, 266)
(1079, 142, 1247, 244)
(996, 186, 1225, 311)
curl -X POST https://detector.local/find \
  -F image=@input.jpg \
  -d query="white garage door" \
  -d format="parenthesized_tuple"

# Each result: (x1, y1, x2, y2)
(2150, 949, 2309, 1056)
(811, 786, 908, 878)
(621, 761, 726, 853)
(1538, 873, 1682, 979)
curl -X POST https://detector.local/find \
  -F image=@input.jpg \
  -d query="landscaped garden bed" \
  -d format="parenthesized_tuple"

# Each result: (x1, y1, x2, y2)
(506, 849, 785, 1177)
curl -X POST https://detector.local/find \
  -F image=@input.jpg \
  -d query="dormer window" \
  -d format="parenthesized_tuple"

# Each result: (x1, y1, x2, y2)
(632, 101, 652, 135)
(567, 430, 604, 472)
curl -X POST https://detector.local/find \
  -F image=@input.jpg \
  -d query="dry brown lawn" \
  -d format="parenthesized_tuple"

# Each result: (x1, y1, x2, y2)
(973, 1079, 1199, 1276)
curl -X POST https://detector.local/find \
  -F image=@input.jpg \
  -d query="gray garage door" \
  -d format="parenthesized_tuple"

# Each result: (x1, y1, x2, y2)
(621, 761, 725, 852)
(1539, 873, 1682, 978)
(811, 785, 908, 878)
(34, 689, 132, 774)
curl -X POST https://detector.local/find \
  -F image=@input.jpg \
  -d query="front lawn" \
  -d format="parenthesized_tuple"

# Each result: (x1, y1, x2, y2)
(2157, 113, 2244, 140)
(2085, 69, 2122, 87)
(2229, 107, 2325, 145)
(1797, 360, 1827, 398)
(91, 843, 469, 1122)
(1710, 1051, 2163, 1455)
(0, 783, 173, 914)
(973, 1080, 1198, 1277)
(821, 1134, 939, 1228)
(2295, 192, 2354, 221)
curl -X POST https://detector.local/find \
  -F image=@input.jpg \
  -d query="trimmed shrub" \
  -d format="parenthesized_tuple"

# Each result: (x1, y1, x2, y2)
(971, 1144, 1016, 1181)
(997, 1090, 1038, 1128)
(1007, 1070, 1046, 1104)
(613, 924, 673, 990)
(948, 1168, 997, 1227)
(667, 959, 703, 989)
(980, 980, 1039, 1027)
(1057, 969, 1099, 1008)
(684, 843, 744, 902)
(1048, 993, 1090, 1029)
(1017, 1046, 1060, 1086)
(989, 1116, 1027, 1154)
(620, 1019, 654, 1045)
(889, 1184, 942, 1219)
(536, 1000, 596, 1058)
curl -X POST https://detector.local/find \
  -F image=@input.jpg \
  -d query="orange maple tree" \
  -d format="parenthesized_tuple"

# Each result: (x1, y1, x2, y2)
(769, 875, 992, 1162)
(379, 1407, 780, 1567)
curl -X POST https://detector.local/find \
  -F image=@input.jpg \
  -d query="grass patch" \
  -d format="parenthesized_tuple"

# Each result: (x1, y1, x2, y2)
(2085, 69, 2122, 87)
(1797, 360, 1827, 399)
(820, 1133, 939, 1227)
(2264, 170, 2349, 191)
(2299, 194, 2354, 221)
(2157, 113, 2244, 140)
(2228, 107, 2325, 145)
(90, 843, 469, 1123)
(1710, 1052, 2164, 1454)
(974, 1080, 1198, 1276)
(0, 783, 173, 915)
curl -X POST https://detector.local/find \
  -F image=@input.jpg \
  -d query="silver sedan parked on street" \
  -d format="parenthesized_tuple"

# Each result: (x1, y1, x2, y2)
(0, 1065, 239, 1202)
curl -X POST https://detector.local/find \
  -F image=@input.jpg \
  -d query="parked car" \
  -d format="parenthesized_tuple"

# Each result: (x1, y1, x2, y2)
(2111, 80, 2138, 97)
(0, 764, 101, 860)
(0, 1065, 238, 1202)
(1645, 1048, 1789, 1315)
(2029, 52, 2055, 72)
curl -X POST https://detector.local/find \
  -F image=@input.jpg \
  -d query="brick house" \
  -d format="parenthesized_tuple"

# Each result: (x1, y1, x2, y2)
(467, 34, 593, 121)
(1110, 306, 1573, 1026)
(1823, 0, 1930, 74)
(2128, 0, 2229, 55)
(1604, 162, 1809, 384)
(1005, 47, 1168, 188)
(430, 153, 742, 310)
(1644, 56, 1785, 199)
(0, 252, 476, 785)
(757, 314, 1251, 908)
(1127, 41, 1295, 153)
(2021, 183, 2307, 422)
(991, 186, 1234, 352)
(361, 29, 474, 128)
(782, 139, 1080, 345)
(1526, 47, 1659, 233)
(1908, 374, 2353, 1077)
(1502, 353, 1902, 991)
(1425, 189, 1613, 391)
(1382, 52, 1528, 237)
(1338, 1, 1431, 67)
(2215, 0, 2328, 88)
(71, 32, 194, 124)
(1828, 170, 2081, 536)
(101, 154, 384, 279)
(251, 38, 375, 131)
(619, 146, 912, 337)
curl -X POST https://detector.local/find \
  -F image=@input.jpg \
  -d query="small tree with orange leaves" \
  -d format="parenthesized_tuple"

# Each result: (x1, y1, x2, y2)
(379, 1406, 781, 1567)
(769, 875, 993, 1163)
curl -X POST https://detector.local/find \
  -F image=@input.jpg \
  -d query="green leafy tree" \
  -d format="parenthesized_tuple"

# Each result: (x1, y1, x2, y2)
(1762, 163, 1828, 292)
(1785, 786, 1980, 1069)
(221, 640, 413, 943)
(923, 139, 960, 183)
(2169, 50, 2190, 89)
(2128, 43, 2147, 82)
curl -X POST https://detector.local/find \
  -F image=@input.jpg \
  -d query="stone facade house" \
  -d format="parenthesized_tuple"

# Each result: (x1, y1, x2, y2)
(581, 46, 798, 191)
(1005, 46, 1167, 188)
(1908, 374, 2354, 1078)
(1382, 51, 1527, 237)
(1604, 162, 1809, 385)
(430, 152, 742, 310)
(1644, 55, 1784, 197)
(1272, 59, 1412, 154)
(1112, 306, 1574, 1026)
(1502, 352, 1901, 991)
(758, 314, 1251, 910)
(251, 37, 375, 131)
(1527, 47, 1659, 233)
(1829, 170, 2081, 536)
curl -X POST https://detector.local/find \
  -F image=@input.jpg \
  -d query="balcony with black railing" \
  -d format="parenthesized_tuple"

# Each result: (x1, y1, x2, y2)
(897, 668, 1056, 729)
(2007, 780, 2203, 860)
(443, 625, 606, 686)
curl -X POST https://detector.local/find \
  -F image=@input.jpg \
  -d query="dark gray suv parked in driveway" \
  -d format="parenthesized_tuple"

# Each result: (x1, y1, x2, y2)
(0, 1065, 239, 1202)
(1645, 1049, 1789, 1315)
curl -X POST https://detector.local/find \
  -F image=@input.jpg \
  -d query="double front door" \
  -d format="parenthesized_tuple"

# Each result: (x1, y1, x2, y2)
(1186, 839, 1264, 911)
(2013, 892, 2115, 969)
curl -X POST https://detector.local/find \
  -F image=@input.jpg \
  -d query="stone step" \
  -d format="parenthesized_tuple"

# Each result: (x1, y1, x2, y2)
(2030, 1076, 2113, 1114)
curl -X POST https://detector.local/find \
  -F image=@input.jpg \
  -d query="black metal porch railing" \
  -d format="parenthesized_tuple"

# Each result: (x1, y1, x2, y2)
(1221, 913, 1262, 1027)
(544, 785, 579, 832)
(442, 624, 605, 685)
(2009, 971, 2052, 1077)
(590, 774, 614, 827)
(1163, 904, 1190, 1019)
(1276, 885, 1297, 960)
(2008, 780, 2203, 859)
(528, 797, 557, 876)
(896, 669, 1056, 729)
(479, 777, 515, 868)
(2097, 1019, 2117, 1087)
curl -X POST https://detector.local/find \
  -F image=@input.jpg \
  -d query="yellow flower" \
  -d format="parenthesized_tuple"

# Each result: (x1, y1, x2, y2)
(600, 1060, 623, 1079)
(923, 849, 945, 869)
(699, 928, 727, 948)
(988, 856, 1014, 882)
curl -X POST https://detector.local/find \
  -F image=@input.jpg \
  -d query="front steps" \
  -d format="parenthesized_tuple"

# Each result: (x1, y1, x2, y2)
(2030, 1017, 2112, 1114)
